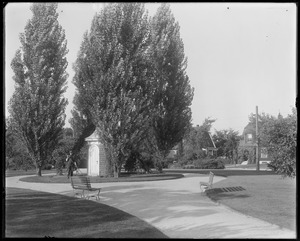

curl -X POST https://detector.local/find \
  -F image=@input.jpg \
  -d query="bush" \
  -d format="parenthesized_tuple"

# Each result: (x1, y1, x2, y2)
(6, 155, 35, 171)
(183, 164, 195, 169)
(43, 164, 53, 170)
(193, 158, 225, 169)
(168, 162, 182, 169)
(216, 157, 233, 165)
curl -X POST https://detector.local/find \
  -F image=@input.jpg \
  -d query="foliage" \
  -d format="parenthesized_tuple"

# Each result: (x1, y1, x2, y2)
(181, 118, 216, 162)
(168, 162, 183, 169)
(193, 158, 225, 169)
(124, 151, 154, 173)
(8, 3, 68, 176)
(247, 111, 276, 147)
(261, 108, 297, 178)
(213, 129, 240, 164)
(69, 82, 96, 156)
(72, 3, 156, 177)
(237, 147, 256, 164)
(71, 3, 193, 177)
(150, 3, 194, 158)
(51, 128, 77, 175)
(5, 117, 35, 170)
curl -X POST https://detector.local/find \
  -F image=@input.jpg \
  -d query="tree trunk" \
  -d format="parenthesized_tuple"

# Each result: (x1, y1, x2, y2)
(114, 164, 119, 178)
(36, 165, 42, 176)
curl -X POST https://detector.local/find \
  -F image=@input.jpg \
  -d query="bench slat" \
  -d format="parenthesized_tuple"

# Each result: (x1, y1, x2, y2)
(71, 176, 101, 200)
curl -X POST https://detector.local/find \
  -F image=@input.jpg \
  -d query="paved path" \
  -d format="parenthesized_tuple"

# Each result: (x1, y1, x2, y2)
(6, 173, 296, 239)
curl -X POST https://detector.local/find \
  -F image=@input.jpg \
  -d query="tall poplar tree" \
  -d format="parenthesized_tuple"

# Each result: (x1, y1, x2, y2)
(72, 3, 155, 177)
(8, 3, 68, 176)
(151, 4, 194, 158)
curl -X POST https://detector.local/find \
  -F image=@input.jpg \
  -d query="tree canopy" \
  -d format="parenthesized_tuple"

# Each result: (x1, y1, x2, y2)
(71, 3, 193, 177)
(151, 3, 194, 158)
(8, 3, 68, 176)
(261, 108, 296, 178)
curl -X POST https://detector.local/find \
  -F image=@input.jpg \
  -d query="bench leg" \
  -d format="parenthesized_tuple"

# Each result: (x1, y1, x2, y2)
(86, 190, 101, 201)
(73, 189, 83, 198)
(81, 190, 87, 199)
(96, 190, 101, 201)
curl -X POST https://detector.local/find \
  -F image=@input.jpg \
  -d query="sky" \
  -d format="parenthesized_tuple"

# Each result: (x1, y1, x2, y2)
(4, 2, 297, 134)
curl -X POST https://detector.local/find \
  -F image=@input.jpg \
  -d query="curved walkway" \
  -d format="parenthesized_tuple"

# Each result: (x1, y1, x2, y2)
(6, 173, 295, 239)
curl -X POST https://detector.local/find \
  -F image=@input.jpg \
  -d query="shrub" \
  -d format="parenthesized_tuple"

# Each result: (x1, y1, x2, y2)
(183, 164, 195, 169)
(43, 164, 53, 170)
(193, 158, 225, 169)
(168, 162, 182, 169)
(217, 157, 233, 165)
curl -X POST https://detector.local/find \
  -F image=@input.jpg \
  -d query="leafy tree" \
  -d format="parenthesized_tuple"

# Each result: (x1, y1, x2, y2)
(182, 118, 216, 162)
(51, 128, 76, 175)
(8, 3, 68, 176)
(261, 108, 296, 178)
(213, 129, 240, 163)
(5, 117, 34, 170)
(72, 3, 155, 177)
(151, 3, 194, 160)
(247, 112, 276, 147)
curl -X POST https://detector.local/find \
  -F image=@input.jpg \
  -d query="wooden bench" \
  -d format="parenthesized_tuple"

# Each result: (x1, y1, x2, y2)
(71, 176, 101, 200)
(200, 171, 214, 193)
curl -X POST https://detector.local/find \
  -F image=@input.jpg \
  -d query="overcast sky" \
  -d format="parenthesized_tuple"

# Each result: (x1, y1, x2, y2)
(4, 2, 297, 134)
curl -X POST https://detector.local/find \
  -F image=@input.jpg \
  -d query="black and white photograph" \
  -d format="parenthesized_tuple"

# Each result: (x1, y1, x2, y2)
(4, 2, 296, 239)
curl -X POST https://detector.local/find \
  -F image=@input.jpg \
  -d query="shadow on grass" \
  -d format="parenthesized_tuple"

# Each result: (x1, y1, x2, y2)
(209, 186, 246, 193)
(206, 186, 249, 202)
(5, 188, 168, 238)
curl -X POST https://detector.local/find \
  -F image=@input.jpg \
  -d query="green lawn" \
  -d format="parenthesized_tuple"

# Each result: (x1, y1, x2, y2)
(206, 175, 296, 231)
(5, 187, 168, 238)
(6, 168, 296, 233)
(166, 168, 276, 177)
(18, 173, 184, 183)
(5, 169, 56, 177)
(6, 169, 184, 183)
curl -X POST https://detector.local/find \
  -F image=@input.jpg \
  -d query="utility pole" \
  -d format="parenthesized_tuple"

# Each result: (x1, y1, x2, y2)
(256, 106, 260, 171)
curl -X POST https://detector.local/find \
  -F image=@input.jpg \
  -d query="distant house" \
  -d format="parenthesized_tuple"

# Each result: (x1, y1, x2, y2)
(199, 131, 217, 157)
(238, 123, 269, 164)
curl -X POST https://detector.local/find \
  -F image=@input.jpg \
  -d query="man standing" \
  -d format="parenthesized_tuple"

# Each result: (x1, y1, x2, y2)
(66, 151, 75, 178)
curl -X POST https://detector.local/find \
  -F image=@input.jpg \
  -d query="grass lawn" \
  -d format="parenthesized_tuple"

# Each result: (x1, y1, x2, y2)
(17, 172, 184, 183)
(5, 187, 168, 238)
(5, 169, 56, 177)
(206, 175, 296, 231)
(5, 169, 184, 183)
(166, 168, 276, 177)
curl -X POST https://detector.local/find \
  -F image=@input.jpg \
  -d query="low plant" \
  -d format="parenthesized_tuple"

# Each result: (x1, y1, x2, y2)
(193, 158, 225, 169)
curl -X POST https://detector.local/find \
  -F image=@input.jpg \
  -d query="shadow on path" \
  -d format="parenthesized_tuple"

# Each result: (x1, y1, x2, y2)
(5, 187, 168, 238)
(98, 179, 295, 239)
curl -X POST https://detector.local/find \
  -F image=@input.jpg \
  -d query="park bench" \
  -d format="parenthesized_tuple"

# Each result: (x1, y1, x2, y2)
(200, 171, 214, 193)
(70, 176, 101, 200)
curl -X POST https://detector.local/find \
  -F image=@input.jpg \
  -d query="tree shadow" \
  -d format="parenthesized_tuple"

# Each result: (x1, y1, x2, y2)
(206, 186, 250, 201)
(208, 186, 246, 193)
(98, 184, 295, 239)
(99, 184, 228, 233)
(5, 187, 168, 238)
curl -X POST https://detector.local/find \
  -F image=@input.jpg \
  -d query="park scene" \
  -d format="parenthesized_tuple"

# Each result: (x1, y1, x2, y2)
(5, 2, 296, 239)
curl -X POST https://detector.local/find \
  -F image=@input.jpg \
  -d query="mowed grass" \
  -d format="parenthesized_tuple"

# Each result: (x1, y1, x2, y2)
(5, 187, 168, 238)
(206, 175, 296, 231)
(166, 168, 276, 177)
(5, 169, 56, 177)
(6, 169, 184, 183)
(18, 173, 184, 183)
(167, 169, 296, 231)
